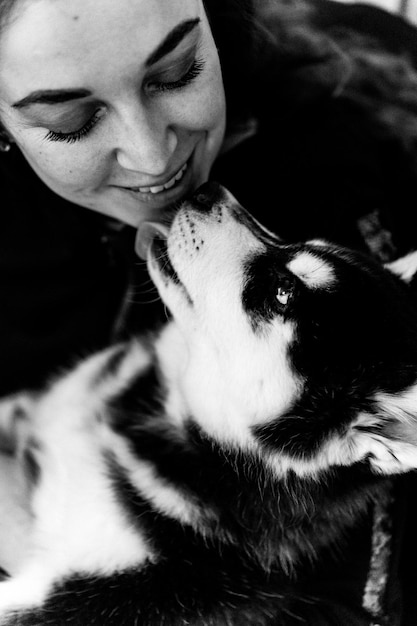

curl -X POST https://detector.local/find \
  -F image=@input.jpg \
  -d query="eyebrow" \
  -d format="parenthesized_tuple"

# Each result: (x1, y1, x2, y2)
(145, 17, 200, 67)
(12, 17, 201, 109)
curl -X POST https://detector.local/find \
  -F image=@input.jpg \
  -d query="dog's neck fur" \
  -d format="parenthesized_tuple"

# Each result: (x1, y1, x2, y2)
(108, 320, 388, 576)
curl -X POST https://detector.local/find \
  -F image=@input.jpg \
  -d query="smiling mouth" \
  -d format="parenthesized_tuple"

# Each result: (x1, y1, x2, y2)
(126, 162, 188, 195)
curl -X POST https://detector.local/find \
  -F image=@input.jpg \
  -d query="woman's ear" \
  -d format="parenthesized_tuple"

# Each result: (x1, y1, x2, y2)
(0, 125, 13, 153)
(385, 250, 417, 284)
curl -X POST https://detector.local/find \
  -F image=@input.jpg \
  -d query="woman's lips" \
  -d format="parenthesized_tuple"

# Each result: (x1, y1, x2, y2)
(130, 162, 188, 194)
(110, 157, 194, 211)
(115, 159, 190, 196)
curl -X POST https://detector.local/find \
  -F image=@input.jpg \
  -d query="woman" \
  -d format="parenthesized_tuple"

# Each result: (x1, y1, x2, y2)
(1, 0, 417, 623)
(0, 0, 228, 394)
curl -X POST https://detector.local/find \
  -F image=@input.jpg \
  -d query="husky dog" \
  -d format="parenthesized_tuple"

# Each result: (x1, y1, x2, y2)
(1, 182, 417, 625)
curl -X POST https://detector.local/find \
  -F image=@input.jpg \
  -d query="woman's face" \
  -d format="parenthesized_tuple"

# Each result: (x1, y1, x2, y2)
(0, 0, 226, 227)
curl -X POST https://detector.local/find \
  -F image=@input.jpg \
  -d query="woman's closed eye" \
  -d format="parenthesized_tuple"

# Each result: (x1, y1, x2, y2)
(43, 56, 206, 145)
(145, 57, 205, 93)
(44, 108, 105, 144)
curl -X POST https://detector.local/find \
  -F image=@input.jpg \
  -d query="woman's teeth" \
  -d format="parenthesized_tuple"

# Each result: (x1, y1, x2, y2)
(138, 162, 187, 194)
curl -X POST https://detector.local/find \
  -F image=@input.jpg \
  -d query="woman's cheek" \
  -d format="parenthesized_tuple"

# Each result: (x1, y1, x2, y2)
(180, 72, 225, 133)
(19, 137, 110, 193)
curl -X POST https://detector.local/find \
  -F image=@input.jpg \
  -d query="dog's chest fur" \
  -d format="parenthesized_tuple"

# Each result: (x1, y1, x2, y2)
(0, 323, 387, 625)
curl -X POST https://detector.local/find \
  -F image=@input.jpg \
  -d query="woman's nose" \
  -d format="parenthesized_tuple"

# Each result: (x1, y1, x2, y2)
(115, 107, 178, 176)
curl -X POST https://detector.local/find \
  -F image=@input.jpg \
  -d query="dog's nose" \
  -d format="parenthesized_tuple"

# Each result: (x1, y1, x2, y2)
(190, 181, 225, 211)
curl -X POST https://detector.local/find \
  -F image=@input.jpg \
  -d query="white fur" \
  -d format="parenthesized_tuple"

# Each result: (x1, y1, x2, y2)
(0, 454, 32, 575)
(0, 343, 154, 616)
(148, 195, 301, 451)
(179, 321, 299, 449)
(287, 251, 335, 288)
(108, 429, 204, 526)
(376, 384, 417, 422)
(386, 250, 417, 283)
(351, 410, 417, 474)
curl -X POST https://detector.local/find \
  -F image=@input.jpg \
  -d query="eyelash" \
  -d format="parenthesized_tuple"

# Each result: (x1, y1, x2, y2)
(149, 57, 206, 92)
(44, 58, 206, 145)
(44, 110, 103, 144)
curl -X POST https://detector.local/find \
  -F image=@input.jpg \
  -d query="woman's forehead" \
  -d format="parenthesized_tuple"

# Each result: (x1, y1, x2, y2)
(0, 0, 204, 100)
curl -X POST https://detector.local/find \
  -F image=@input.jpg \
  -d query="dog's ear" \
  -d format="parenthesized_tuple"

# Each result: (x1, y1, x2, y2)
(385, 250, 417, 285)
(352, 386, 417, 474)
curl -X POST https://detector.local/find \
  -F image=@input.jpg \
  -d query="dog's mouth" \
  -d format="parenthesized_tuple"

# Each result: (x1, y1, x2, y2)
(152, 234, 181, 285)
(142, 222, 185, 291)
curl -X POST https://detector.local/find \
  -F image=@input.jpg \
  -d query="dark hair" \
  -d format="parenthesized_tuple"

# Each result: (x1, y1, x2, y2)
(202, 0, 308, 126)
(203, 0, 266, 126)
(205, 0, 417, 161)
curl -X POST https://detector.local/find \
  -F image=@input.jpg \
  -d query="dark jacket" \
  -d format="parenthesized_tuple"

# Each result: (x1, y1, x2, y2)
(1, 1, 417, 623)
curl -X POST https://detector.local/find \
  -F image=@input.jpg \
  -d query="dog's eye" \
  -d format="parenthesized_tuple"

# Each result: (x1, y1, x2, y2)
(276, 279, 294, 306)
